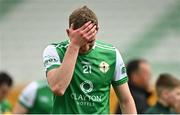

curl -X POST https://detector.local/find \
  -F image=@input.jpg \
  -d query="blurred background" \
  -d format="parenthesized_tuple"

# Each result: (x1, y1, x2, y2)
(0, 0, 180, 113)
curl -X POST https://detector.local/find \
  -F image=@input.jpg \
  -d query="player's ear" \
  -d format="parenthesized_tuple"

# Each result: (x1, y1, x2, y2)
(66, 23, 74, 36)
(66, 29, 70, 36)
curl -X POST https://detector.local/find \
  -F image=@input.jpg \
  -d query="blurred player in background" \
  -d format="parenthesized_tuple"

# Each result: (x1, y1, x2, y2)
(116, 59, 152, 114)
(43, 6, 136, 114)
(13, 80, 53, 114)
(0, 72, 13, 114)
(145, 73, 180, 114)
(168, 87, 180, 113)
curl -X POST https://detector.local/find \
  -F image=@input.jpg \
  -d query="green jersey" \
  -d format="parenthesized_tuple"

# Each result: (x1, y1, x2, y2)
(0, 99, 12, 114)
(18, 80, 53, 114)
(43, 40, 128, 114)
(145, 102, 176, 114)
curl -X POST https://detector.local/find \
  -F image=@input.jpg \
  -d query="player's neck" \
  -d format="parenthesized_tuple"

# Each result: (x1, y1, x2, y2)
(79, 44, 94, 54)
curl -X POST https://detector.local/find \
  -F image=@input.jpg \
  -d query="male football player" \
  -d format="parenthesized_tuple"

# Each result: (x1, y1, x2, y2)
(43, 6, 136, 114)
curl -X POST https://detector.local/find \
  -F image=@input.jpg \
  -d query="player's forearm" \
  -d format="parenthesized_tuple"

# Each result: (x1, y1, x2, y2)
(114, 83, 137, 114)
(47, 42, 80, 96)
(120, 96, 137, 114)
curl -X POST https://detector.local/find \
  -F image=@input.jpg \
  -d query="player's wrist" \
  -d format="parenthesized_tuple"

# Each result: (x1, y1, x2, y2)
(69, 42, 81, 50)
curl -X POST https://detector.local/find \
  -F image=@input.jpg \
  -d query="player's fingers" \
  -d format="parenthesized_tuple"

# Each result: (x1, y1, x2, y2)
(82, 23, 94, 33)
(87, 30, 97, 41)
(79, 21, 91, 31)
(85, 25, 96, 36)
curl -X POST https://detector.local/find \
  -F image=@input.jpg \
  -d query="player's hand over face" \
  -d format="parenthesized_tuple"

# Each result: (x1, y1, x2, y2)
(67, 21, 97, 48)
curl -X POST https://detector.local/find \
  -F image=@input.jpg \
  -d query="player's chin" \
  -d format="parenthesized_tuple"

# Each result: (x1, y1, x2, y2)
(80, 43, 93, 52)
(88, 41, 95, 49)
(81, 39, 95, 50)
(88, 39, 95, 45)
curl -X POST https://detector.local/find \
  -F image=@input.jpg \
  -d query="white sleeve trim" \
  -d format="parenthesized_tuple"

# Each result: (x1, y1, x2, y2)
(43, 45, 61, 71)
(113, 49, 127, 81)
(19, 82, 38, 108)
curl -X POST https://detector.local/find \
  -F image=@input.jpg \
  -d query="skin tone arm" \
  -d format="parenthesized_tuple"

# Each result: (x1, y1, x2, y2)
(113, 83, 137, 114)
(47, 21, 97, 96)
(13, 103, 28, 114)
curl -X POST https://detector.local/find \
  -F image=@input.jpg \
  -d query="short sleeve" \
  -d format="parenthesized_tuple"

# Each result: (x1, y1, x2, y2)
(43, 45, 61, 73)
(18, 82, 38, 109)
(112, 49, 128, 86)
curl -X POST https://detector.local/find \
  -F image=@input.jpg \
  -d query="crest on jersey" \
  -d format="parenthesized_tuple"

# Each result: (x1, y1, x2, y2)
(99, 61, 109, 73)
(80, 80, 93, 94)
